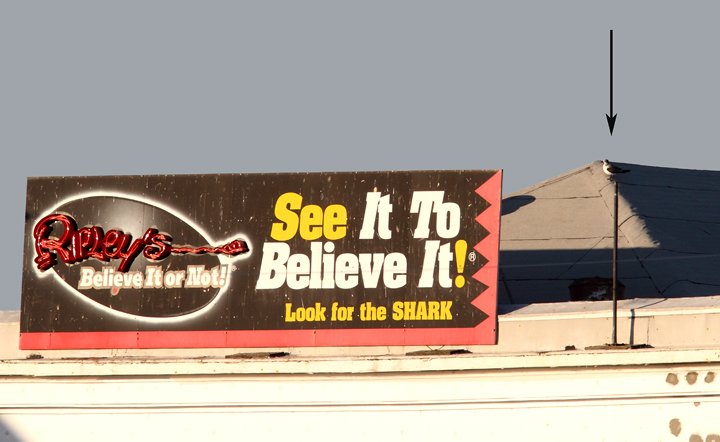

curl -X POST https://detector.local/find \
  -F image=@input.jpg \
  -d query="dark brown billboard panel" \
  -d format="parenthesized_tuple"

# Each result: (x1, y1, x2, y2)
(20, 170, 502, 349)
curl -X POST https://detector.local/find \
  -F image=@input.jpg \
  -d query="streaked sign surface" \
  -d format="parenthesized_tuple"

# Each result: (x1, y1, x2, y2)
(20, 170, 501, 349)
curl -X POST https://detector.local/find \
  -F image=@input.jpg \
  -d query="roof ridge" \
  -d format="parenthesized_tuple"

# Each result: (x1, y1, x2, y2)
(504, 162, 595, 197)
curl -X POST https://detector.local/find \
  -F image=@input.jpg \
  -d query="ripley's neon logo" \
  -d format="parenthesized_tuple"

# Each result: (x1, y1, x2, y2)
(33, 214, 250, 272)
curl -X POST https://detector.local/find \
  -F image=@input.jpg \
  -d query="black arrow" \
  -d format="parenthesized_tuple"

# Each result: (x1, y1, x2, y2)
(606, 30, 617, 135)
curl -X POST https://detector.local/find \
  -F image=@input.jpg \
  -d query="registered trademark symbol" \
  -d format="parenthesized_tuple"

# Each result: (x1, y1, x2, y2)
(468, 251, 476, 263)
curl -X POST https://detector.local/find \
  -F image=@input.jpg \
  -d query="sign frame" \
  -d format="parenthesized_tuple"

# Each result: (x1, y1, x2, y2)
(20, 170, 502, 349)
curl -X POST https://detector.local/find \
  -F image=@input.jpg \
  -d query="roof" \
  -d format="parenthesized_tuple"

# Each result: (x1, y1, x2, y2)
(499, 160, 720, 304)
(3, 296, 720, 373)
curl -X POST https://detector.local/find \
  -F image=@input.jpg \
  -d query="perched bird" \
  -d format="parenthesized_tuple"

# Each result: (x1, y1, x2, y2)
(603, 159, 631, 176)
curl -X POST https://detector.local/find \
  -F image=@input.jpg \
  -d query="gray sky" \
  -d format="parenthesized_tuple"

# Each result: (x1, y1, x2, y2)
(2, 2, 719, 310)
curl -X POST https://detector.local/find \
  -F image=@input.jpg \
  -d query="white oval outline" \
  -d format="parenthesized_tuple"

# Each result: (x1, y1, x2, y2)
(32, 190, 253, 324)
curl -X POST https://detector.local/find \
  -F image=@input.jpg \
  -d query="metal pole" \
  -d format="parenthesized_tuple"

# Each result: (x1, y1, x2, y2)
(612, 180, 618, 345)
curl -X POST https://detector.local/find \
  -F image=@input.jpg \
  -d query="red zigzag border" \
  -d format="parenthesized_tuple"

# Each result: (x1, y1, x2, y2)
(471, 170, 502, 342)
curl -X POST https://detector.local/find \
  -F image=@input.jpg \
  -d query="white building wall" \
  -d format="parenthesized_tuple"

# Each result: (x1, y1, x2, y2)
(2, 364, 720, 441)
(3, 298, 720, 441)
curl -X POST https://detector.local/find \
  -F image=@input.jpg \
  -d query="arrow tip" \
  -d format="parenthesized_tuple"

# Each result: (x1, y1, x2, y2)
(606, 113, 617, 135)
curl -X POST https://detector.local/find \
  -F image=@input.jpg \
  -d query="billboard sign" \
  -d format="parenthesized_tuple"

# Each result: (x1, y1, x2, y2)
(20, 170, 501, 349)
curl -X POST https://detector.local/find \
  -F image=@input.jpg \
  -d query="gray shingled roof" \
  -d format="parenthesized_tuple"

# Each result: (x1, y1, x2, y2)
(499, 160, 720, 304)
